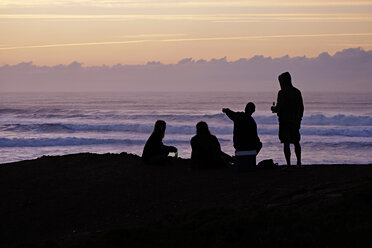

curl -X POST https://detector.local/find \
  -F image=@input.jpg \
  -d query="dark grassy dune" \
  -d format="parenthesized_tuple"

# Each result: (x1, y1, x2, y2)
(1, 153, 372, 247)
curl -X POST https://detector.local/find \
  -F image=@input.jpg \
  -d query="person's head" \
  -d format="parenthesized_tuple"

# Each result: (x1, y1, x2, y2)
(278, 72, 293, 90)
(196, 121, 211, 136)
(153, 120, 166, 138)
(245, 102, 255, 115)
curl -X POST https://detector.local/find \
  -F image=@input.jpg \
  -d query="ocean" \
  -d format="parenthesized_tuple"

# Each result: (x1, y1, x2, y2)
(0, 92, 371, 165)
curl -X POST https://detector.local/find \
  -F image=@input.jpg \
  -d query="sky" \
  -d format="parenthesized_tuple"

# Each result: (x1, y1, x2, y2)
(1, 48, 371, 92)
(1, 0, 372, 66)
(0, 0, 371, 92)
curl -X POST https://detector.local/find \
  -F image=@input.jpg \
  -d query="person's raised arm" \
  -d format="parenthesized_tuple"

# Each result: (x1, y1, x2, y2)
(222, 108, 237, 121)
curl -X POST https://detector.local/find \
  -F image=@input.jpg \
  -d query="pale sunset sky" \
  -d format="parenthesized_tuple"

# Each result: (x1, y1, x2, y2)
(1, 0, 372, 66)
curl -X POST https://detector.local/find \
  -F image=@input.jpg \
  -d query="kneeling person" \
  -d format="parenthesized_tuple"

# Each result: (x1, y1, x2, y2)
(222, 102, 262, 155)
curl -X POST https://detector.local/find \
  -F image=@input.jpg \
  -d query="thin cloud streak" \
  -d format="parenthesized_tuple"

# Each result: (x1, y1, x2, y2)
(115, 33, 187, 39)
(1, 33, 371, 51)
(1, 1, 372, 8)
(1, 14, 371, 22)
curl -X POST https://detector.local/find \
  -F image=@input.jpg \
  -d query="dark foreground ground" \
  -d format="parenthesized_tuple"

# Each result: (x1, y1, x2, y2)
(1, 153, 372, 247)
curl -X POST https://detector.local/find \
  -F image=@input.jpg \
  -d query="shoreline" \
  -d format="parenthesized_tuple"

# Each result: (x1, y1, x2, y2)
(1, 153, 371, 247)
(2, 152, 371, 167)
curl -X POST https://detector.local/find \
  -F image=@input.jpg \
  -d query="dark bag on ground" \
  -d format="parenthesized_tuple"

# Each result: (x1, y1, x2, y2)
(257, 159, 278, 169)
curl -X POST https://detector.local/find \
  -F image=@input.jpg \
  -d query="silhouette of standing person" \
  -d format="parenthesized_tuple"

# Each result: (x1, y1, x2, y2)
(190, 121, 232, 169)
(271, 72, 304, 166)
(222, 102, 262, 154)
(142, 120, 177, 165)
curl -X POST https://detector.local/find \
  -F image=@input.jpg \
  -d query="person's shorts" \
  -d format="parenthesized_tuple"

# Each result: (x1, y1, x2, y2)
(279, 121, 301, 144)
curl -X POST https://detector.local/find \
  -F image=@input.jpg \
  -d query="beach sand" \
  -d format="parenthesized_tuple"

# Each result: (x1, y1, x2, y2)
(1, 153, 372, 247)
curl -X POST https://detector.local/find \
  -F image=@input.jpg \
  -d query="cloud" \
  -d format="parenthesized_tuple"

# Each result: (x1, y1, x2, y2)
(1, 1, 372, 8)
(0, 48, 371, 92)
(1, 33, 371, 51)
(1, 13, 371, 23)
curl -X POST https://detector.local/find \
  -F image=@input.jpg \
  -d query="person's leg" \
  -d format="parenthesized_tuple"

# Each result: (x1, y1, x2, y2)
(284, 143, 291, 166)
(294, 142, 301, 166)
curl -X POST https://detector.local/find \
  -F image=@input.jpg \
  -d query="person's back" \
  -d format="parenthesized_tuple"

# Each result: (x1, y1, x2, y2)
(191, 134, 221, 165)
(231, 112, 260, 151)
(277, 86, 303, 123)
(190, 122, 227, 168)
(142, 120, 177, 165)
(142, 132, 166, 162)
(222, 102, 262, 153)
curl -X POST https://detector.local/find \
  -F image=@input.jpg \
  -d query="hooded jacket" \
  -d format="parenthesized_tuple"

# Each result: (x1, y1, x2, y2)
(276, 76, 304, 123)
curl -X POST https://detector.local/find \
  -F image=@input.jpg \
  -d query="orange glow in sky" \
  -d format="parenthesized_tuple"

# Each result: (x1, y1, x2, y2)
(1, 0, 372, 65)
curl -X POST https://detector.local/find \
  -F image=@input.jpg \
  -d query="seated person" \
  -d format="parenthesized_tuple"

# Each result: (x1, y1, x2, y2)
(190, 121, 232, 169)
(222, 102, 262, 155)
(142, 120, 177, 165)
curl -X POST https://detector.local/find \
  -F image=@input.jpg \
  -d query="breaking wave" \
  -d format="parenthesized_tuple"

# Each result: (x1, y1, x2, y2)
(0, 137, 201, 148)
(2, 122, 372, 137)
